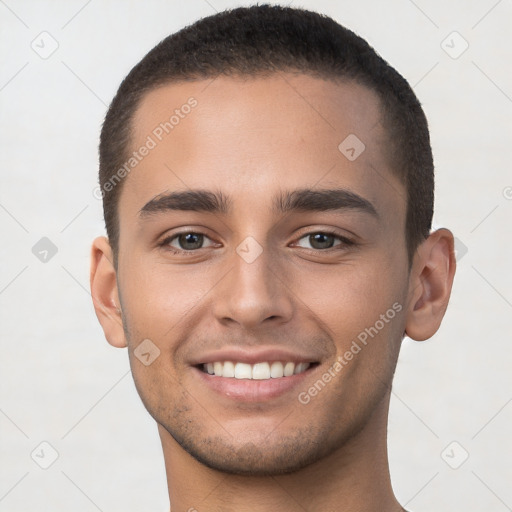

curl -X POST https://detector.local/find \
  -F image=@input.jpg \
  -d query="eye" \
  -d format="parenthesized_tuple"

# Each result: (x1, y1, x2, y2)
(159, 229, 355, 255)
(160, 231, 217, 253)
(294, 231, 354, 251)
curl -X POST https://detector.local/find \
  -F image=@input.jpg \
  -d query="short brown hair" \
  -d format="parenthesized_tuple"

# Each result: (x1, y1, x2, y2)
(99, 4, 434, 268)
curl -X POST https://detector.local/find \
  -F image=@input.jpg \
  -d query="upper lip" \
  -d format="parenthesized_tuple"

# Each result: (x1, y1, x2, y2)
(189, 347, 322, 366)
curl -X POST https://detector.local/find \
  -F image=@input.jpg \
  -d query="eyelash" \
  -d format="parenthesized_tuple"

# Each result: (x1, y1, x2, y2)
(158, 229, 355, 255)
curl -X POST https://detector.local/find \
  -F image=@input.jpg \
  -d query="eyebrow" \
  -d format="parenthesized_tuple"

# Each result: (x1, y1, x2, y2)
(138, 188, 378, 219)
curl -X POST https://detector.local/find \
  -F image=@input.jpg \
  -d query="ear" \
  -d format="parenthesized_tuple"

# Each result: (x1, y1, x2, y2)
(405, 228, 456, 341)
(89, 236, 127, 348)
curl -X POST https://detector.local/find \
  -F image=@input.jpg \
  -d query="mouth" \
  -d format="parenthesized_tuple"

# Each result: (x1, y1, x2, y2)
(193, 359, 320, 402)
(189, 347, 324, 402)
(198, 360, 318, 379)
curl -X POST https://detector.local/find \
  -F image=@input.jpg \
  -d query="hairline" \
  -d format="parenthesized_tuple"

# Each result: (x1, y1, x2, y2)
(109, 71, 415, 271)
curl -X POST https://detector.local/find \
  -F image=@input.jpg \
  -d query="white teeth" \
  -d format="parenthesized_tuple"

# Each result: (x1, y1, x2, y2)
(270, 361, 284, 378)
(294, 362, 310, 375)
(234, 362, 252, 379)
(223, 361, 235, 378)
(284, 362, 295, 377)
(252, 362, 270, 380)
(202, 361, 312, 379)
(213, 362, 223, 376)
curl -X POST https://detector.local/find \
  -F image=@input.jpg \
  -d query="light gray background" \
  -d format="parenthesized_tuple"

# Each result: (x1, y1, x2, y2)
(1, 0, 511, 510)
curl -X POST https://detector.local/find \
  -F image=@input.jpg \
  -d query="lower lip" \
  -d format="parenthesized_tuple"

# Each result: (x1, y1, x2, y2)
(193, 366, 315, 402)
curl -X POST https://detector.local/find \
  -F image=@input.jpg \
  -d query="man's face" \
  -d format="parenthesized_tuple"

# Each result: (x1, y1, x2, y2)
(115, 73, 410, 474)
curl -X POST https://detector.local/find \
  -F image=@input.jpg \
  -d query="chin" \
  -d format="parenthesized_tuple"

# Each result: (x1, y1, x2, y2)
(165, 422, 339, 476)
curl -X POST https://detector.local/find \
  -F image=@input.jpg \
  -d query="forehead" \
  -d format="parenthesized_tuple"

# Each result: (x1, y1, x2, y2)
(121, 73, 404, 224)
(131, 73, 384, 157)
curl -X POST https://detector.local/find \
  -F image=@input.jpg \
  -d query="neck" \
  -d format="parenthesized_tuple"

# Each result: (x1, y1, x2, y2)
(159, 393, 403, 512)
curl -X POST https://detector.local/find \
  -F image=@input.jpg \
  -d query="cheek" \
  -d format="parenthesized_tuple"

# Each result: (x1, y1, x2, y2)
(117, 260, 198, 411)
(295, 260, 406, 346)
(118, 257, 212, 341)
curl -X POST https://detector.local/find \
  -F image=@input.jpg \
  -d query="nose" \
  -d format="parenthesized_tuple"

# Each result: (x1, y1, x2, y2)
(211, 240, 294, 330)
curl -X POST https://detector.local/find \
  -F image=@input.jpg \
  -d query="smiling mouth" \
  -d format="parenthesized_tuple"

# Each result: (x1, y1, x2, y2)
(198, 361, 319, 380)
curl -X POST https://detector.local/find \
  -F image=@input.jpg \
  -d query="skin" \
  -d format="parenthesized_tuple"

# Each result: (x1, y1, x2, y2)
(90, 73, 456, 512)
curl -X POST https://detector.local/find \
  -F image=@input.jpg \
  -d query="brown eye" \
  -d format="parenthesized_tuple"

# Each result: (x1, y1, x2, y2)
(161, 232, 216, 253)
(308, 233, 336, 250)
(175, 233, 204, 250)
(294, 231, 355, 251)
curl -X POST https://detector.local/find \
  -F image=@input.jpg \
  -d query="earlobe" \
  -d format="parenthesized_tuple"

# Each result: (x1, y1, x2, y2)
(405, 228, 456, 341)
(89, 236, 127, 348)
